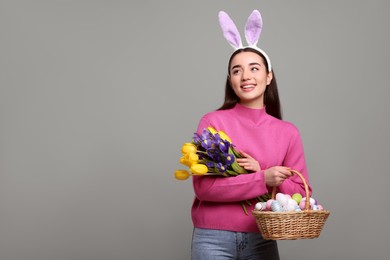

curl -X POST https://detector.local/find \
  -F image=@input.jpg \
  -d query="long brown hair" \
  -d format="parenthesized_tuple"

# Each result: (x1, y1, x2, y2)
(217, 48, 282, 120)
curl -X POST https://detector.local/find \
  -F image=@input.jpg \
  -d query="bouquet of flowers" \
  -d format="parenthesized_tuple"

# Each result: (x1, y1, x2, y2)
(174, 127, 248, 180)
(174, 126, 271, 214)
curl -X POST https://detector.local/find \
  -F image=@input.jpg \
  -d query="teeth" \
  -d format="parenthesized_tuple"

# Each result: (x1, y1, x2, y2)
(242, 85, 254, 89)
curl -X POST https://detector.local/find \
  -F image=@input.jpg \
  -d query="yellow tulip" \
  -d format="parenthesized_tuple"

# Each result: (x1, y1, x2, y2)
(180, 152, 199, 167)
(190, 164, 208, 175)
(207, 126, 218, 135)
(218, 130, 232, 143)
(181, 143, 197, 154)
(174, 170, 191, 180)
(179, 156, 188, 166)
(187, 152, 199, 164)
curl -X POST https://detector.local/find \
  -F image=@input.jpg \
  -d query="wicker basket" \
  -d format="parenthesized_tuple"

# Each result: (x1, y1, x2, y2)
(252, 170, 330, 240)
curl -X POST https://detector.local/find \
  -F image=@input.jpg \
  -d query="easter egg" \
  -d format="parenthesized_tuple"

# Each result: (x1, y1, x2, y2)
(255, 202, 266, 211)
(265, 199, 274, 211)
(299, 200, 307, 210)
(285, 199, 297, 211)
(275, 193, 288, 207)
(275, 193, 284, 201)
(317, 204, 324, 210)
(271, 200, 284, 212)
(292, 193, 303, 204)
(287, 198, 297, 207)
(285, 203, 296, 211)
(294, 206, 302, 212)
(301, 197, 316, 206)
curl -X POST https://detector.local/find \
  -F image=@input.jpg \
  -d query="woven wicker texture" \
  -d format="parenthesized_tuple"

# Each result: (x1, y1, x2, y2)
(252, 170, 330, 240)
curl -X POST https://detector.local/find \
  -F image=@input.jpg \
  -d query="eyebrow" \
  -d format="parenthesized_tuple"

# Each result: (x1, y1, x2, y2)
(230, 62, 262, 70)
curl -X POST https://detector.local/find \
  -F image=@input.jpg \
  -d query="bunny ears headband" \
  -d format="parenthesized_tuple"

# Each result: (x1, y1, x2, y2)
(218, 10, 272, 71)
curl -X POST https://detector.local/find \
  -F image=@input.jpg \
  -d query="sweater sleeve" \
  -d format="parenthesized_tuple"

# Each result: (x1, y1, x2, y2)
(278, 125, 312, 196)
(192, 116, 270, 202)
(192, 173, 269, 202)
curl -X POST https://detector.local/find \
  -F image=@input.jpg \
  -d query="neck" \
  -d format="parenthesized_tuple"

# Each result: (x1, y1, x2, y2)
(238, 100, 264, 109)
(233, 103, 268, 125)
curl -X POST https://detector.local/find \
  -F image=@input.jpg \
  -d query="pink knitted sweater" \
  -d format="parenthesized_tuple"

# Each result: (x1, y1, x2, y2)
(191, 103, 311, 233)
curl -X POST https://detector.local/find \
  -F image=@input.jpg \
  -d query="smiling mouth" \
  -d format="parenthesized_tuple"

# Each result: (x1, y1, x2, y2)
(241, 84, 255, 89)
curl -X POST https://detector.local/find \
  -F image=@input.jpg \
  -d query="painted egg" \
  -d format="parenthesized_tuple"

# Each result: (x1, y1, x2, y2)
(291, 193, 303, 204)
(271, 200, 284, 212)
(275, 193, 284, 201)
(301, 197, 316, 206)
(299, 200, 308, 210)
(285, 203, 297, 211)
(255, 202, 266, 211)
(287, 198, 298, 206)
(275, 193, 288, 207)
(285, 198, 298, 211)
(266, 199, 275, 211)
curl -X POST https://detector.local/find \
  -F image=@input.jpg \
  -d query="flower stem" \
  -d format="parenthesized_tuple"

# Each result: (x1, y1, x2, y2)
(240, 201, 249, 216)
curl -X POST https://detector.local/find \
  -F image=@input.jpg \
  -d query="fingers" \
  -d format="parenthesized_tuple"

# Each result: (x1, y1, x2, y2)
(264, 166, 293, 187)
(236, 152, 260, 172)
(239, 151, 252, 158)
(237, 160, 260, 172)
(277, 166, 292, 178)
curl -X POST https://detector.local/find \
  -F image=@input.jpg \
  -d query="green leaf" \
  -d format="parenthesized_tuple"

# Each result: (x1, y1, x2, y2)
(231, 160, 248, 174)
(226, 169, 239, 176)
(230, 147, 242, 158)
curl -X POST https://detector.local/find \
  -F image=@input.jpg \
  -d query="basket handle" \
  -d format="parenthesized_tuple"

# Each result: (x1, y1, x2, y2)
(271, 169, 311, 211)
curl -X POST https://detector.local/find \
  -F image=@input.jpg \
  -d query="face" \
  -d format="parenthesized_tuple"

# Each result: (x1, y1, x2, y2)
(229, 51, 273, 108)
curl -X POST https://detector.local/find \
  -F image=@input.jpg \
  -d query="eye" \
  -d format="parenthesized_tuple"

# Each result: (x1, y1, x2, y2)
(231, 69, 242, 75)
(251, 66, 260, 72)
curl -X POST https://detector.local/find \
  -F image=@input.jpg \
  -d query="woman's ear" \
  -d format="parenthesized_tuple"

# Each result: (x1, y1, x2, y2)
(266, 71, 273, 85)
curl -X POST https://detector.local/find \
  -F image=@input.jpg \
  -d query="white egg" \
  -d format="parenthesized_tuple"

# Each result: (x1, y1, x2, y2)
(255, 202, 266, 211)
(285, 203, 297, 211)
(282, 199, 296, 211)
(275, 193, 288, 207)
(301, 197, 316, 206)
(287, 198, 298, 206)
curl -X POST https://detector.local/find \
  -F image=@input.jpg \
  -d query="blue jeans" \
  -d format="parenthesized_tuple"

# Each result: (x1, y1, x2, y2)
(191, 228, 279, 260)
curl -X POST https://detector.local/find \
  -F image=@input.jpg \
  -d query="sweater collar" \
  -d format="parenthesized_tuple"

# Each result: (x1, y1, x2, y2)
(233, 103, 268, 126)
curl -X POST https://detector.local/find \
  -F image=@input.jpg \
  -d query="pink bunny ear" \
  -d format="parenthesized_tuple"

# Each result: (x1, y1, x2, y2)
(218, 11, 242, 49)
(245, 10, 263, 46)
(217, 9, 272, 72)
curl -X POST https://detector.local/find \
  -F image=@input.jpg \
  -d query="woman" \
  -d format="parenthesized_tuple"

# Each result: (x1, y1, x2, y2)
(190, 11, 311, 260)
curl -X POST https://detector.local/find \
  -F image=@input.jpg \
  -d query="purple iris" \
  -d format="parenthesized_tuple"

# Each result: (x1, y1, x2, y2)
(216, 162, 227, 172)
(205, 161, 215, 168)
(224, 153, 235, 165)
(191, 128, 239, 175)
(218, 140, 230, 153)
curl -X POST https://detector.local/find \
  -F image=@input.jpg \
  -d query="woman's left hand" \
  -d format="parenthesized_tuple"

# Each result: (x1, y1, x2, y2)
(236, 151, 261, 172)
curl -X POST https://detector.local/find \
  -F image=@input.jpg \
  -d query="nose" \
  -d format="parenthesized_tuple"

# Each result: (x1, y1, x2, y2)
(241, 69, 251, 81)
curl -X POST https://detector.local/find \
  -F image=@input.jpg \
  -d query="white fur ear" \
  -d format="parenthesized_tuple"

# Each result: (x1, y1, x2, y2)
(245, 10, 263, 46)
(218, 11, 243, 49)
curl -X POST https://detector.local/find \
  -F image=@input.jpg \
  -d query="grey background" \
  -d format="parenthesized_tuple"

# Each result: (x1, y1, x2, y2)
(0, 0, 389, 259)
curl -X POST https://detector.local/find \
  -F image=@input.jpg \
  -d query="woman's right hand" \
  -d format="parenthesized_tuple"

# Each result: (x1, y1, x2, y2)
(264, 166, 292, 187)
